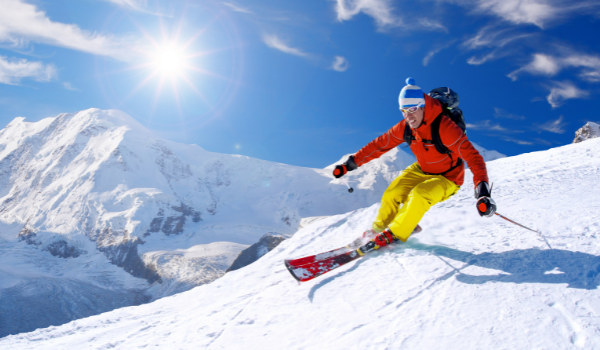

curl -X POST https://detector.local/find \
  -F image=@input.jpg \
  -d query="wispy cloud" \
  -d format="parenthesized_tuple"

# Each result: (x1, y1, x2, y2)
(0, 55, 56, 85)
(509, 51, 600, 81)
(334, 0, 401, 30)
(493, 107, 526, 120)
(331, 56, 349, 72)
(466, 120, 513, 132)
(63, 82, 78, 91)
(545, 81, 588, 108)
(423, 41, 455, 66)
(469, 0, 560, 28)
(0, 0, 144, 62)
(508, 53, 560, 80)
(462, 25, 533, 51)
(104, 0, 146, 10)
(535, 115, 567, 133)
(222, 2, 253, 14)
(417, 18, 448, 33)
(263, 34, 308, 57)
(462, 25, 534, 65)
(501, 136, 534, 145)
(333, 0, 449, 32)
(458, 0, 600, 29)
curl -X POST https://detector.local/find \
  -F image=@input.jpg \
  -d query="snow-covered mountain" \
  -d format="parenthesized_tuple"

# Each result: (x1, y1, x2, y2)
(573, 121, 600, 143)
(0, 108, 506, 338)
(2, 133, 598, 349)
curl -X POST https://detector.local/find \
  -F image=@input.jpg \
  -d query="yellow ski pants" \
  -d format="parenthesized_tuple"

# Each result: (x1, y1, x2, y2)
(373, 162, 460, 242)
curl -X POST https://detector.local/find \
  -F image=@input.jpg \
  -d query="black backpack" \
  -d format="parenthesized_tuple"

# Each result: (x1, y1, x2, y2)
(403, 87, 467, 175)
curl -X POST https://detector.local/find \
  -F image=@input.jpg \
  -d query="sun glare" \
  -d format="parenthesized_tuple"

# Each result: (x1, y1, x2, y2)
(152, 45, 187, 76)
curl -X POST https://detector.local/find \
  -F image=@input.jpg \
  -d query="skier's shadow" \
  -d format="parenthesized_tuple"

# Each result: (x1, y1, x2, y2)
(406, 242, 600, 290)
(308, 259, 367, 303)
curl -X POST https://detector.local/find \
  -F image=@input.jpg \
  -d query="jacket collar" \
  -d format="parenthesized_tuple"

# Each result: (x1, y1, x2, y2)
(414, 94, 442, 131)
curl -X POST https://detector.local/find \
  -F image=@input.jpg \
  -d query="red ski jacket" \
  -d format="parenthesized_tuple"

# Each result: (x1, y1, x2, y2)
(353, 94, 489, 187)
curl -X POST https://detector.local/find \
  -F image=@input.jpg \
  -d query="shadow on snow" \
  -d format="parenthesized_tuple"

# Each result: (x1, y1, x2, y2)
(407, 242, 600, 290)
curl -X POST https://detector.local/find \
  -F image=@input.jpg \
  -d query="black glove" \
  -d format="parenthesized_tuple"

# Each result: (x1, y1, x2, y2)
(333, 156, 358, 179)
(474, 182, 496, 217)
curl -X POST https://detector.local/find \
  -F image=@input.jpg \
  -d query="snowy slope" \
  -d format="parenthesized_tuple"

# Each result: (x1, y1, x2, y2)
(2, 137, 598, 349)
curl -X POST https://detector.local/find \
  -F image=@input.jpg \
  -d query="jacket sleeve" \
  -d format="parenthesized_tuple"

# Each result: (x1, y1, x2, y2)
(353, 120, 406, 167)
(440, 117, 489, 187)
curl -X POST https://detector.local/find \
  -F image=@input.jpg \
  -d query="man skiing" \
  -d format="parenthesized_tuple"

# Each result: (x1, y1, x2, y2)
(333, 78, 496, 250)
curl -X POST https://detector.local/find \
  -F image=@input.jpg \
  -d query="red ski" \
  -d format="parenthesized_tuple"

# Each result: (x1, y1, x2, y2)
(284, 225, 422, 282)
(285, 248, 363, 282)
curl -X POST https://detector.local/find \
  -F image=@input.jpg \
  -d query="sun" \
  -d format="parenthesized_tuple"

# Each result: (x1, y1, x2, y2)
(151, 44, 187, 77)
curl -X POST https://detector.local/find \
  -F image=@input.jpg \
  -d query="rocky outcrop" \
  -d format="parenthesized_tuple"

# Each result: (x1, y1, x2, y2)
(45, 240, 86, 259)
(98, 238, 161, 284)
(143, 204, 202, 237)
(573, 122, 600, 143)
(226, 233, 286, 272)
(18, 228, 85, 258)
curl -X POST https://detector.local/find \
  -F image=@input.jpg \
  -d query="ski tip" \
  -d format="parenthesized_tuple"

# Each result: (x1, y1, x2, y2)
(284, 260, 302, 282)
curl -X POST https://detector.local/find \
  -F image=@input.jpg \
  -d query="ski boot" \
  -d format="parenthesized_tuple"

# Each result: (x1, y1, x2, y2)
(357, 229, 397, 255)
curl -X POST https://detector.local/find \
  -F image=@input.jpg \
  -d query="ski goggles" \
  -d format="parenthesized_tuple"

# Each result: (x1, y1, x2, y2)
(400, 104, 423, 114)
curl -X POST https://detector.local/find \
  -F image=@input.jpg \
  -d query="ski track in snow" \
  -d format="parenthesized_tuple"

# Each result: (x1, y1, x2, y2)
(1, 138, 599, 349)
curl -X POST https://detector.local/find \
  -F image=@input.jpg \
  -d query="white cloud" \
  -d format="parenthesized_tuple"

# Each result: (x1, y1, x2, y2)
(263, 34, 308, 57)
(508, 53, 560, 80)
(462, 25, 532, 51)
(0, 55, 56, 85)
(466, 120, 511, 132)
(104, 0, 147, 10)
(462, 25, 534, 65)
(423, 41, 455, 66)
(545, 81, 588, 108)
(501, 136, 534, 145)
(509, 51, 600, 81)
(0, 0, 143, 62)
(417, 18, 448, 33)
(466, 51, 506, 65)
(493, 107, 526, 120)
(536, 115, 566, 133)
(334, 0, 401, 30)
(471, 0, 560, 28)
(579, 71, 600, 82)
(331, 56, 349, 72)
(63, 82, 78, 91)
(222, 2, 253, 14)
(452, 0, 600, 29)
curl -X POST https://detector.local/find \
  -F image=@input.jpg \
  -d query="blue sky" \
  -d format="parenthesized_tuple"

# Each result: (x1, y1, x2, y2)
(0, 0, 599, 168)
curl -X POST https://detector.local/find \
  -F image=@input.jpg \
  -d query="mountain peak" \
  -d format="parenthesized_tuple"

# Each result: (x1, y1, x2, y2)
(573, 121, 600, 143)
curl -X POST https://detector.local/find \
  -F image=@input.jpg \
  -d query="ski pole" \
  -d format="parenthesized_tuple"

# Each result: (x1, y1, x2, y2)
(494, 212, 552, 249)
(342, 178, 354, 193)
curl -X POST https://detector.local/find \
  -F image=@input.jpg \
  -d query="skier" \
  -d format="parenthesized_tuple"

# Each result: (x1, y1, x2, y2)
(333, 78, 496, 250)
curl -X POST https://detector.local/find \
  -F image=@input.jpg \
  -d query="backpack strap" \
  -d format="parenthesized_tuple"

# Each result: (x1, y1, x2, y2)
(430, 112, 451, 155)
(403, 123, 414, 145)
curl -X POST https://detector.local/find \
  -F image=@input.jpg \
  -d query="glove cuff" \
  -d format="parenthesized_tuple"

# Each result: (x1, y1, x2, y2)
(474, 181, 491, 199)
(344, 156, 358, 171)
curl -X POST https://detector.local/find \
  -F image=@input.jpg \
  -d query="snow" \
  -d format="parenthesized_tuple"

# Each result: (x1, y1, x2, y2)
(2, 137, 599, 349)
(0, 108, 421, 336)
